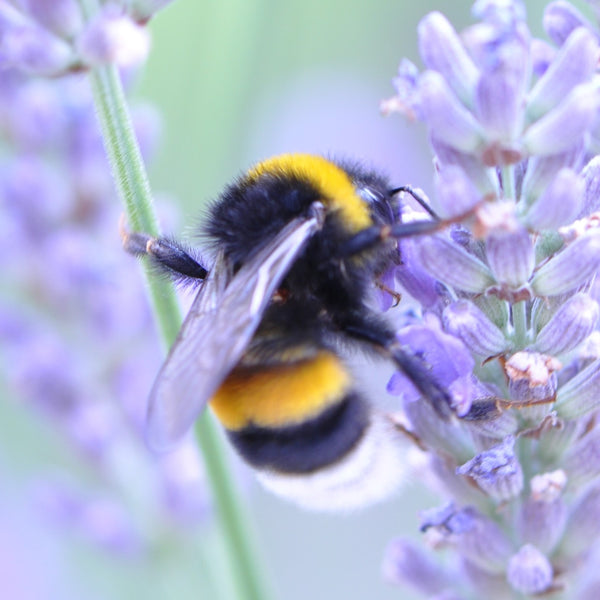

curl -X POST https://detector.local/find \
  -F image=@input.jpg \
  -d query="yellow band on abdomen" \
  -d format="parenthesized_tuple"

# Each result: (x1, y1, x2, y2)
(209, 352, 352, 430)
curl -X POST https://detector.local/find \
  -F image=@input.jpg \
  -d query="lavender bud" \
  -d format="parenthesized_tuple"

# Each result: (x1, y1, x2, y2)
(559, 483, 600, 559)
(20, 0, 83, 38)
(418, 71, 485, 153)
(535, 292, 599, 355)
(418, 235, 495, 294)
(519, 471, 568, 553)
(543, 1, 593, 45)
(77, 8, 150, 68)
(523, 82, 600, 156)
(564, 426, 600, 488)
(431, 137, 497, 194)
(421, 504, 513, 573)
(474, 27, 529, 141)
(531, 230, 600, 296)
(485, 224, 534, 288)
(443, 300, 508, 357)
(434, 165, 482, 219)
(506, 544, 554, 595)
(530, 38, 556, 77)
(1, 23, 74, 75)
(456, 436, 524, 501)
(579, 155, 600, 217)
(527, 28, 599, 121)
(418, 12, 479, 105)
(521, 144, 584, 202)
(505, 351, 560, 405)
(555, 358, 600, 420)
(523, 168, 583, 230)
(382, 538, 451, 594)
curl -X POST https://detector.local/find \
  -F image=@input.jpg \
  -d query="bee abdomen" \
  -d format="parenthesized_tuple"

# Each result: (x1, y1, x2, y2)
(209, 351, 369, 473)
(228, 392, 368, 473)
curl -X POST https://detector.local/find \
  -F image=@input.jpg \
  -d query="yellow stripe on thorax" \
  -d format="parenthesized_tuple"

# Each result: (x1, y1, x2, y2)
(246, 154, 371, 232)
(209, 352, 352, 430)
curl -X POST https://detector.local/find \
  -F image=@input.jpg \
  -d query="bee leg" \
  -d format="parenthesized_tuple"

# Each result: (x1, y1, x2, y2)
(120, 221, 208, 281)
(388, 185, 440, 219)
(385, 341, 453, 418)
(340, 203, 481, 258)
(341, 317, 453, 419)
(340, 218, 443, 257)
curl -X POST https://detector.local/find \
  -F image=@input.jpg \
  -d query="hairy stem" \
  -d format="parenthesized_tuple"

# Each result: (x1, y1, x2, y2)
(79, 4, 271, 598)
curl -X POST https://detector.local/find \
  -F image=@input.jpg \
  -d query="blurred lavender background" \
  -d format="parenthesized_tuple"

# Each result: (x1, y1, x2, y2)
(0, 1, 553, 600)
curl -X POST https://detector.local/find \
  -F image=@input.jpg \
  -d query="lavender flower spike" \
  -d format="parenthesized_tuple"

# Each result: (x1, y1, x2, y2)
(383, 1, 600, 598)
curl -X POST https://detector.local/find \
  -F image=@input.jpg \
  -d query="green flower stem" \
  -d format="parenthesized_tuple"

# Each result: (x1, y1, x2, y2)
(84, 41, 272, 600)
(196, 417, 273, 600)
(89, 64, 181, 346)
(501, 164, 516, 200)
(512, 300, 528, 348)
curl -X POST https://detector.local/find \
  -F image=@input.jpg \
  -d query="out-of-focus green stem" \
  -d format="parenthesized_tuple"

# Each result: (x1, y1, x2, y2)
(89, 64, 182, 346)
(512, 300, 528, 348)
(196, 418, 273, 600)
(79, 4, 272, 599)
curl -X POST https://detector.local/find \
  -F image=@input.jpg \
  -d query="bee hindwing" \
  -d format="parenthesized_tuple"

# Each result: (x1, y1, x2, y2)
(146, 208, 324, 451)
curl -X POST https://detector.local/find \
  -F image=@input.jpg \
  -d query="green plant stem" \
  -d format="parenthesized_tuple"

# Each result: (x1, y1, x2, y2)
(196, 418, 272, 600)
(89, 64, 181, 346)
(512, 300, 528, 348)
(83, 26, 271, 600)
(501, 164, 516, 200)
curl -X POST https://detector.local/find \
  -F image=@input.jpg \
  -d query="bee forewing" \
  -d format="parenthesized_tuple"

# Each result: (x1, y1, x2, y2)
(146, 209, 324, 451)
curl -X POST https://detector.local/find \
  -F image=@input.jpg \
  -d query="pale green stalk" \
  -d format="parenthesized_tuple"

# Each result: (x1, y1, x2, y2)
(78, 3, 272, 599)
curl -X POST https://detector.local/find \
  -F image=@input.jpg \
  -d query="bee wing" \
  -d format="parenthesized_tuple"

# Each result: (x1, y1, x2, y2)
(146, 206, 324, 451)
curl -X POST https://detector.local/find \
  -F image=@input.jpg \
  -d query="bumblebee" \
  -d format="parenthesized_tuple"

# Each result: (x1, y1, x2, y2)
(124, 154, 452, 511)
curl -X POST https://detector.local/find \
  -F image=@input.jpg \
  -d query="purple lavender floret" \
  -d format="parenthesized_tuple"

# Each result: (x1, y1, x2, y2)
(0, 6, 210, 560)
(0, 0, 172, 75)
(382, 1, 600, 597)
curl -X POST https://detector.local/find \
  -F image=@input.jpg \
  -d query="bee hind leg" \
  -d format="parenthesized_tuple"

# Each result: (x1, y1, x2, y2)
(120, 218, 208, 283)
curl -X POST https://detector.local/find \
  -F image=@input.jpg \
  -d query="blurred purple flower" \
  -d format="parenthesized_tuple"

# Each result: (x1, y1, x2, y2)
(0, 0, 169, 76)
(0, 0, 212, 564)
(383, 1, 600, 597)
